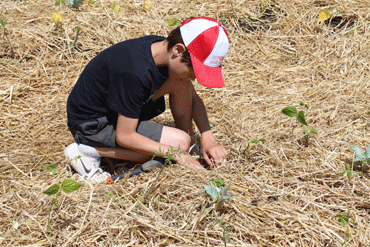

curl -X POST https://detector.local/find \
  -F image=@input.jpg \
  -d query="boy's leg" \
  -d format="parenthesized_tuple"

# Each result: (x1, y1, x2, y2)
(95, 125, 191, 161)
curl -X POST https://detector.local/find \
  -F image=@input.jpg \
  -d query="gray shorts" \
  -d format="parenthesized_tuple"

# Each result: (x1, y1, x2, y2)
(68, 117, 163, 148)
(68, 98, 165, 148)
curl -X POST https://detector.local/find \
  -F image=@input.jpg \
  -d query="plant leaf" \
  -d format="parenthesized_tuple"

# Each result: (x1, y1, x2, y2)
(364, 145, 370, 161)
(319, 10, 331, 23)
(210, 178, 225, 187)
(347, 171, 352, 181)
(220, 187, 232, 201)
(350, 145, 364, 162)
(297, 111, 308, 126)
(205, 185, 218, 202)
(166, 18, 177, 26)
(43, 184, 60, 195)
(222, 194, 232, 201)
(344, 163, 350, 171)
(282, 106, 297, 117)
(61, 179, 81, 193)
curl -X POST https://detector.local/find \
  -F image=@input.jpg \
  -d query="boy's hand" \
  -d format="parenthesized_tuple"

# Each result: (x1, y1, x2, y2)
(202, 140, 228, 168)
(174, 153, 203, 169)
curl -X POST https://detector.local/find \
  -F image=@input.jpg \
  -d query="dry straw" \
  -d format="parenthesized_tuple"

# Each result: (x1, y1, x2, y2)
(1, 0, 370, 246)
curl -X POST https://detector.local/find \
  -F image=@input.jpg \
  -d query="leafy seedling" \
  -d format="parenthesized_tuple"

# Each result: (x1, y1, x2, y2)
(282, 102, 316, 146)
(245, 138, 265, 160)
(205, 178, 232, 203)
(167, 15, 181, 26)
(0, 13, 14, 54)
(54, 0, 66, 6)
(339, 145, 370, 181)
(219, 215, 234, 243)
(210, 178, 226, 187)
(42, 164, 59, 176)
(43, 179, 81, 235)
(335, 211, 356, 245)
(66, 0, 83, 9)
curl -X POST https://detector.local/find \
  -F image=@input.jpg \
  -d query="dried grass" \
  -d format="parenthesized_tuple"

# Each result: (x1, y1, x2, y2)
(1, 0, 370, 246)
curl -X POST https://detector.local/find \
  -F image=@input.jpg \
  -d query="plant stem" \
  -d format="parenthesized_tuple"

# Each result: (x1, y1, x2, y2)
(72, 21, 81, 49)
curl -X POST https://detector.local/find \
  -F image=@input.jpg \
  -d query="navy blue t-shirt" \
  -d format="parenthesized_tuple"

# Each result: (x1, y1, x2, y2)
(67, 35, 168, 126)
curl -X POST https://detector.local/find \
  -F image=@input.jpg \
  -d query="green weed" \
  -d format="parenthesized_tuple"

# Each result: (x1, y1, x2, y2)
(42, 164, 59, 176)
(204, 178, 232, 203)
(282, 102, 316, 146)
(335, 211, 356, 246)
(43, 178, 81, 235)
(0, 13, 14, 54)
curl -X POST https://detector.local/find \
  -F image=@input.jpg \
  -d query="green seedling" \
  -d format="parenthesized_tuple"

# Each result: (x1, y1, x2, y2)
(42, 164, 59, 176)
(205, 178, 232, 203)
(282, 102, 316, 146)
(105, 191, 126, 207)
(219, 215, 234, 243)
(54, 0, 66, 6)
(0, 13, 14, 54)
(339, 145, 370, 181)
(152, 146, 187, 167)
(166, 14, 181, 26)
(335, 211, 356, 246)
(210, 178, 226, 187)
(67, 0, 83, 9)
(245, 138, 265, 160)
(43, 178, 81, 235)
(350, 145, 370, 164)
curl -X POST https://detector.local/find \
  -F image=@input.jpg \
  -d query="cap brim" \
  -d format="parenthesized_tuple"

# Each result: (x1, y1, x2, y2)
(190, 53, 224, 88)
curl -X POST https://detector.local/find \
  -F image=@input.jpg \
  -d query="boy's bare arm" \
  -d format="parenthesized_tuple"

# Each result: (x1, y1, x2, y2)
(190, 85, 228, 167)
(115, 113, 203, 169)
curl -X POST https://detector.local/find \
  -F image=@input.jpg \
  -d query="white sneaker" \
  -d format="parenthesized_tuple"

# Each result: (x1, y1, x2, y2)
(64, 143, 111, 183)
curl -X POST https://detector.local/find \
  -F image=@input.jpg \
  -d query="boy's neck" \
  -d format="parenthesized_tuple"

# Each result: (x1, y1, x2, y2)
(151, 40, 170, 67)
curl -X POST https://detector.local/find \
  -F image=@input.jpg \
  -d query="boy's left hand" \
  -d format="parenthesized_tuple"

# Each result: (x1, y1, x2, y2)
(202, 140, 228, 168)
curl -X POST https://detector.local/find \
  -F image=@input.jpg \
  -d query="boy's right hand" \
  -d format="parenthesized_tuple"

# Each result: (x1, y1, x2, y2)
(174, 153, 203, 169)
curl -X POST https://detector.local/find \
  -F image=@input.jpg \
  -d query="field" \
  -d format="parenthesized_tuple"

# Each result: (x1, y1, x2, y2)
(1, 0, 370, 246)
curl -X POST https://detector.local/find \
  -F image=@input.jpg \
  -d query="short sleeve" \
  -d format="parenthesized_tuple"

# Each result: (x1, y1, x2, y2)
(107, 73, 148, 119)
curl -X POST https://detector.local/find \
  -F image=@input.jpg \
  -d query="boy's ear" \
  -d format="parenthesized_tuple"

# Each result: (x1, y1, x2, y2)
(172, 43, 186, 57)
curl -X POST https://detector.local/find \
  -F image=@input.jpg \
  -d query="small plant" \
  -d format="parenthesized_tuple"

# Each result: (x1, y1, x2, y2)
(0, 13, 14, 54)
(43, 178, 81, 235)
(42, 164, 59, 176)
(67, 0, 84, 9)
(245, 138, 265, 160)
(105, 191, 126, 207)
(219, 215, 234, 243)
(350, 145, 370, 164)
(335, 211, 356, 245)
(340, 145, 370, 181)
(166, 15, 181, 26)
(54, 0, 66, 6)
(204, 178, 232, 203)
(282, 102, 316, 146)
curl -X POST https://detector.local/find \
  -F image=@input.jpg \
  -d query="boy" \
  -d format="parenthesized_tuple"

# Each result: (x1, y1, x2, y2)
(64, 17, 229, 182)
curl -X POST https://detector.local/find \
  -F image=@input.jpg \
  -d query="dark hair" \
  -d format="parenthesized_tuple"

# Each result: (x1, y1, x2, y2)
(166, 26, 193, 68)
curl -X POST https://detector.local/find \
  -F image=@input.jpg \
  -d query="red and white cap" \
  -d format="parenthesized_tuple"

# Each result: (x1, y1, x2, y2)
(180, 17, 229, 88)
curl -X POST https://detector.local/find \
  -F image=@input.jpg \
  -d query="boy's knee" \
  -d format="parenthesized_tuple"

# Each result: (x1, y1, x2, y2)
(176, 130, 191, 153)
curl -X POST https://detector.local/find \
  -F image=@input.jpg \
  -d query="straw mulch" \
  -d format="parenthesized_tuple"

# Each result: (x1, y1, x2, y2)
(1, 0, 370, 246)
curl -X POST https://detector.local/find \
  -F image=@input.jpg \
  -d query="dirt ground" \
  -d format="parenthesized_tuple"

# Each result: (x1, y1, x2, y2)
(1, 0, 370, 246)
